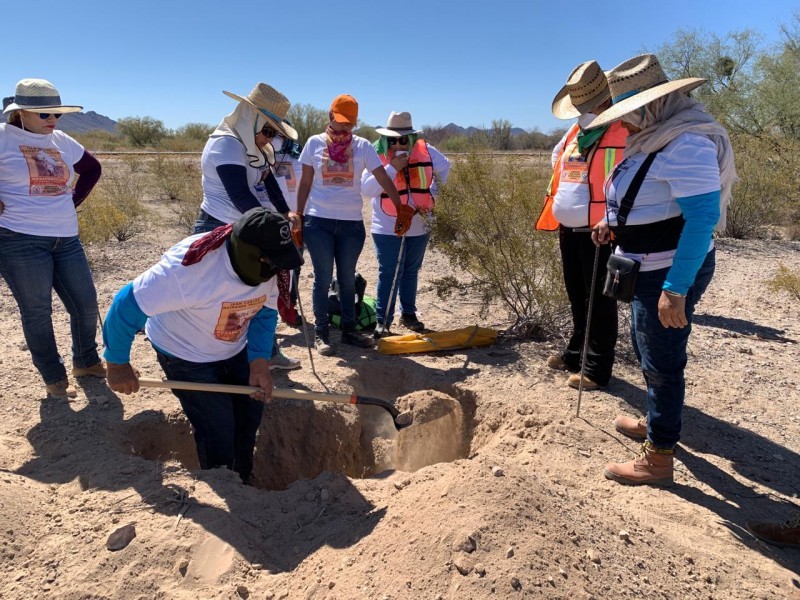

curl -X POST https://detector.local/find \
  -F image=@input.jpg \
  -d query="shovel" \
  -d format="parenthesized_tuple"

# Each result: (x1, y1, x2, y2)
(137, 377, 413, 430)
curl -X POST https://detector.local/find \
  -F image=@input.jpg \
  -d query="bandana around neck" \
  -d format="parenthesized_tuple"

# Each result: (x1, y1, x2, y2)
(325, 125, 353, 164)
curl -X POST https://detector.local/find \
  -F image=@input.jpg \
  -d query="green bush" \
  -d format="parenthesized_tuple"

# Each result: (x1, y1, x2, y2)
(149, 155, 202, 230)
(767, 264, 800, 301)
(117, 116, 168, 147)
(78, 171, 147, 243)
(429, 150, 567, 338)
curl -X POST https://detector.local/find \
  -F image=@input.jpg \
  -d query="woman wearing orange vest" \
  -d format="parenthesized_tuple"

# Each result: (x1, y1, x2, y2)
(536, 61, 627, 390)
(361, 111, 450, 337)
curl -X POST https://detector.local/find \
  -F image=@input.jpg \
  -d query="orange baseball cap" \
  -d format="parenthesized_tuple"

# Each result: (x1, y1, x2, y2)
(330, 94, 358, 125)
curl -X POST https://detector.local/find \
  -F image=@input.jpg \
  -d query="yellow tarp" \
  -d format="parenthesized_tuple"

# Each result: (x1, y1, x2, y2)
(376, 325, 498, 355)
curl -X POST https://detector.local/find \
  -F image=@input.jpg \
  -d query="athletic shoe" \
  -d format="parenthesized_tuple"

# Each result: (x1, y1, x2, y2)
(314, 331, 334, 356)
(269, 351, 301, 371)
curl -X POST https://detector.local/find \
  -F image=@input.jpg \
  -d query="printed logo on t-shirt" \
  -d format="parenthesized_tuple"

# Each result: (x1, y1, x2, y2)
(20, 145, 69, 196)
(275, 162, 296, 192)
(214, 296, 267, 342)
(561, 140, 588, 184)
(321, 149, 354, 187)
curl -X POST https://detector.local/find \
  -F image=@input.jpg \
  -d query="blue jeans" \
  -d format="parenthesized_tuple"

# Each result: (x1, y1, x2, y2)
(0, 228, 100, 384)
(155, 347, 264, 484)
(372, 233, 429, 325)
(632, 249, 716, 449)
(303, 216, 365, 333)
(193, 211, 280, 358)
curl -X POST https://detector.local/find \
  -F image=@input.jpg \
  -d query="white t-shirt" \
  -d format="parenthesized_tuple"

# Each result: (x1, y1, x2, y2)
(605, 132, 720, 271)
(200, 135, 273, 223)
(299, 134, 383, 220)
(0, 123, 85, 237)
(550, 125, 591, 228)
(273, 153, 302, 213)
(361, 143, 451, 236)
(133, 235, 278, 363)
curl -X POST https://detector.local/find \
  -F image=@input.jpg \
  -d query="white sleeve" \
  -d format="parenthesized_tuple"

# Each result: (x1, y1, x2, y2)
(361, 163, 396, 198)
(362, 140, 384, 172)
(551, 130, 570, 167)
(207, 136, 247, 167)
(655, 134, 721, 198)
(299, 136, 316, 167)
(131, 251, 191, 316)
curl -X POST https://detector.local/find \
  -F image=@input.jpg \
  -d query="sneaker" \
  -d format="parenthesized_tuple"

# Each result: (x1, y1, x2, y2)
(400, 313, 425, 332)
(373, 323, 391, 339)
(567, 373, 601, 390)
(72, 362, 107, 378)
(746, 512, 800, 548)
(341, 330, 375, 349)
(269, 351, 301, 371)
(45, 380, 77, 400)
(614, 414, 647, 440)
(314, 331, 335, 356)
(546, 355, 568, 370)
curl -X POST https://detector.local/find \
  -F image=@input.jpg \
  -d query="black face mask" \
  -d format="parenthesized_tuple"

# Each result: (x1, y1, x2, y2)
(226, 236, 279, 286)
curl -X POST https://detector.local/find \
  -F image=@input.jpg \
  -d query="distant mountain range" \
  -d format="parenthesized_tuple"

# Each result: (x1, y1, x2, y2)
(425, 122, 529, 137)
(0, 110, 117, 134)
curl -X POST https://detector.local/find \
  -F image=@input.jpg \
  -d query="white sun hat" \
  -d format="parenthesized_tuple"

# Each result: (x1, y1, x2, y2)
(3, 78, 82, 114)
(223, 83, 298, 140)
(375, 111, 424, 137)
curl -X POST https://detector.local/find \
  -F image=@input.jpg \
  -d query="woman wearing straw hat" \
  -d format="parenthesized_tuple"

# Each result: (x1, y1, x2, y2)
(0, 78, 104, 400)
(536, 61, 627, 390)
(193, 83, 302, 370)
(587, 54, 736, 486)
(361, 111, 450, 337)
(296, 94, 405, 356)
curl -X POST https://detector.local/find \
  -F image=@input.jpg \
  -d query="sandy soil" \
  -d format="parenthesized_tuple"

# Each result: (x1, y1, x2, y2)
(0, 183, 798, 599)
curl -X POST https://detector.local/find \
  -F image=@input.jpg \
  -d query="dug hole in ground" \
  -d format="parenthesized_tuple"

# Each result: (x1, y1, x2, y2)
(0, 194, 798, 599)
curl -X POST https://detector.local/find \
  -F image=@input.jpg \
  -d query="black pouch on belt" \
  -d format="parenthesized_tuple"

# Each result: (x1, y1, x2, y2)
(602, 254, 640, 302)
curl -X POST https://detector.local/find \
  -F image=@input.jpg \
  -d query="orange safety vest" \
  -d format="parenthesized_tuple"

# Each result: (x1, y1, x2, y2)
(379, 139, 435, 216)
(535, 121, 628, 230)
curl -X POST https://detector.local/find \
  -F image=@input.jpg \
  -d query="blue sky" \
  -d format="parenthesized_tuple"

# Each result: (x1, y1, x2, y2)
(5, 0, 796, 133)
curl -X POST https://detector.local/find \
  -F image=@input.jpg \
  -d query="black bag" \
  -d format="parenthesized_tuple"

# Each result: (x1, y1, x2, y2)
(328, 273, 376, 331)
(602, 254, 640, 303)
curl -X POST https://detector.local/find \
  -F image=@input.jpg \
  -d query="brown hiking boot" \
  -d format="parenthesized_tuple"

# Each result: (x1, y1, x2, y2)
(567, 373, 600, 390)
(746, 512, 800, 548)
(546, 355, 568, 370)
(614, 414, 647, 440)
(72, 362, 107, 378)
(604, 441, 674, 487)
(45, 380, 77, 400)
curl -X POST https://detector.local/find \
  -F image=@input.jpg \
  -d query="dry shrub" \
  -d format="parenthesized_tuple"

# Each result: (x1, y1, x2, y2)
(767, 264, 800, 301)
(724, 136, 796, 239)
(149, 155, 202, 231)
(78, 171, 148, 243)
(430, 150, 567, 338)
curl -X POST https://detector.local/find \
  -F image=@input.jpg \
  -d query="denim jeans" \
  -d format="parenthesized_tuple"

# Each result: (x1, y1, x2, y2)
(372, 233, 429, 326)
(303, 216, 366, 333)
(632, 249, 716, 449)
(193, 211, 279, 358)
(155, 347, 264, 484)
(0, 228, 100, 384)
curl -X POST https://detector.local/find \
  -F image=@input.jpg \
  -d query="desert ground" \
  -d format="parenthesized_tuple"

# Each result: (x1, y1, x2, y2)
(0, 160, 798, 599)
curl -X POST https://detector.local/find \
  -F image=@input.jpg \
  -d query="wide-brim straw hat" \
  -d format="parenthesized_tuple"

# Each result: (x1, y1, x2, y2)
(223, 83, 298, 140)
(3, 78, 82, 114)
(551, 61, 612, 120)
(586, 54, 707, 129)
(375, 111, 424, 137)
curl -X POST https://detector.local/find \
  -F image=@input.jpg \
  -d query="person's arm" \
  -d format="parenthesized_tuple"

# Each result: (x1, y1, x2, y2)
(72, 151, 102, 208)
(216, 164, 262, 214)
(296, 164, 314, 217)
(371, 167, 402, 212)
(246, 306, 277, 401)
(103, 283, 149, 394)
(428, 145, 451, 196)
(263, 170, 291, 214)
(361, 162, 398, 198)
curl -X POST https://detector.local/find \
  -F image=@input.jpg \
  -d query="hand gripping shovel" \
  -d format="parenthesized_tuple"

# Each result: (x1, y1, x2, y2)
(138, 377, 413, 431)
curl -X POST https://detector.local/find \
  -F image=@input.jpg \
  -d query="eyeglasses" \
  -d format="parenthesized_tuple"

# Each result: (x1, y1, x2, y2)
(38, 113, 62, 120)
(260, 125, 279, 138)
(388, 136, 409, 146)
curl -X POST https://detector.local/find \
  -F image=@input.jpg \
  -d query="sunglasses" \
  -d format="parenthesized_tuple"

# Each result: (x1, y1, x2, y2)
(37, 113, 62, 120)
(388, 136, 409, 146)
(260, 125, 279, 138)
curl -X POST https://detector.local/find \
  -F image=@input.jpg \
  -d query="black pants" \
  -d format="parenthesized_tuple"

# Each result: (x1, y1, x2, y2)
(558, 226, 617, 385)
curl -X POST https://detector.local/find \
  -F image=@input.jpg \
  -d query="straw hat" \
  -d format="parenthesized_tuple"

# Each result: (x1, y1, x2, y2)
(375, 111, 423, 137)
(3, 78, 82, 114)
(551, 61, 611, 120)
(585, 54, 707, 129)
(223, 83, 298, 140)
